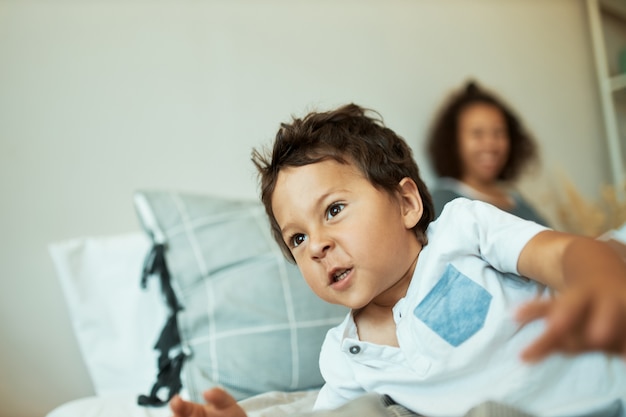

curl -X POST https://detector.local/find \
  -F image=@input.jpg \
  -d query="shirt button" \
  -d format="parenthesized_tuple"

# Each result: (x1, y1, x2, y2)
(349, 345, 361, 354)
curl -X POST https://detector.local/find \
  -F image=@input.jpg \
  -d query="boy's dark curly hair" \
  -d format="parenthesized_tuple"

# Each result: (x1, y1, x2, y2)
(426, 80, 538, 181)
(252, 103, 434, 262)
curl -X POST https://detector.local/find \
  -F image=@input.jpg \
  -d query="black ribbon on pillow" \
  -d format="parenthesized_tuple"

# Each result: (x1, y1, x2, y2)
(137, 243, 186, 407)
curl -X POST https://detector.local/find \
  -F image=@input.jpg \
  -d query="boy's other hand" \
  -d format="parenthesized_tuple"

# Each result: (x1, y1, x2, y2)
(170, 388, 247, 417)
(515, 278, 626, 363)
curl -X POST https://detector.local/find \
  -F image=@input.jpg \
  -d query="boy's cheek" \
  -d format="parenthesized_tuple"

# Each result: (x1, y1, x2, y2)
(301, 271, 324, 294)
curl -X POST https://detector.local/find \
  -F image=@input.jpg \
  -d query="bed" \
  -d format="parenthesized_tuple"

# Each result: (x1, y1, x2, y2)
(46, 190, 348, 417)
(45, 189, 626, 417)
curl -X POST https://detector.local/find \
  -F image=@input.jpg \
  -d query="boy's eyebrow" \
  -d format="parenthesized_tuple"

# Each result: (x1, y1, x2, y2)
(279, 222, 294, 238)
(278, 190, 342, 236)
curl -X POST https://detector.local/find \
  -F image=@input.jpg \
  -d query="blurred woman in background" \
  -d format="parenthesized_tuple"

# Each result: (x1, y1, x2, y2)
(426, 80, 549, 226)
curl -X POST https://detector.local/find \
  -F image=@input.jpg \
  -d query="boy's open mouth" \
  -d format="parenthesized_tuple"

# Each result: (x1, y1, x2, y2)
(331, 268, 351, 283)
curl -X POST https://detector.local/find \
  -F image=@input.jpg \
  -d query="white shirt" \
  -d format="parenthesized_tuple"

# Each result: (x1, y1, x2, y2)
(315, 198, 626, 417)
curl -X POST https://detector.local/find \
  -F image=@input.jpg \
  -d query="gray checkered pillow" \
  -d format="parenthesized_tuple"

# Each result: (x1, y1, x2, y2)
(134, 190, 347, 403)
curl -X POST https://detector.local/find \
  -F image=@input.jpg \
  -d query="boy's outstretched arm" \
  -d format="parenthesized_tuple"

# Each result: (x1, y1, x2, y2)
(170, 388, 247, 417)
(515, 231, 626, 362)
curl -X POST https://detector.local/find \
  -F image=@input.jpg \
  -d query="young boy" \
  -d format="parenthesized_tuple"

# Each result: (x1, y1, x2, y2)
(171, 104, 626, 417)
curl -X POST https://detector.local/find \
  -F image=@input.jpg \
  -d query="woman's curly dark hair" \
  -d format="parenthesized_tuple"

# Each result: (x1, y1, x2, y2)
(252, 103, 434, 262)
(426, 80, 539, 181)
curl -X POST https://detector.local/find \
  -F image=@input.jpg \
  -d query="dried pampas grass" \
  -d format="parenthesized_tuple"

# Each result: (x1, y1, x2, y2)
(555, 176, 626, 237)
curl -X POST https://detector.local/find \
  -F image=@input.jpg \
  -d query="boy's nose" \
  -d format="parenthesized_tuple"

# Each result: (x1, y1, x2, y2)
(309, 235, 333, 260)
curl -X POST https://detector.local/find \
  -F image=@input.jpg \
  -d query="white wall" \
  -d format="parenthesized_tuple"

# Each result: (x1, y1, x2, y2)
(0, 1, 607, 416)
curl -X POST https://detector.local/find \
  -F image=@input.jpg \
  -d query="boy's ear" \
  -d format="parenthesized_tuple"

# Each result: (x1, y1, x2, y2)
(398, 177, 423, 229)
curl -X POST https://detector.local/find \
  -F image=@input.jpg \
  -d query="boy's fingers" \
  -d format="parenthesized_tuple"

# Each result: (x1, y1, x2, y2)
(169, 394, 182, 412)
(586, 300, 616, 349)
(169, 395, 197, 417)
(515, 300, 550, 325)
(520, 326, 560, 362)
(203, 387, 238, 410)
(586, 299, 626, 353)
(516, 300, 560, 362)
(519, 293, 590, 362)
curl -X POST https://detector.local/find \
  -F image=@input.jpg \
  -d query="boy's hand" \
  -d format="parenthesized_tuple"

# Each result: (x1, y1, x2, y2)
(170, 388, 247, 417)
(516, 275, 626, 362)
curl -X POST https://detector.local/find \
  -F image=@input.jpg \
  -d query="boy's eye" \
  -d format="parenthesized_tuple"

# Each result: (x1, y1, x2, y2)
(290, 233, 306, 248)
(326, 203, 345, 220)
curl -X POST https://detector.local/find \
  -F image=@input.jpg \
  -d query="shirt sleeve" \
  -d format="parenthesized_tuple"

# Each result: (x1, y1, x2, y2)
(438, 198, 550, 275)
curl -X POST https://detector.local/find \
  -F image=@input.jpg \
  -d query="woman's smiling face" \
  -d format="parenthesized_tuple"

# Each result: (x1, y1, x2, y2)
(271, 158, 423, 310)
(457, 103, 510, 185)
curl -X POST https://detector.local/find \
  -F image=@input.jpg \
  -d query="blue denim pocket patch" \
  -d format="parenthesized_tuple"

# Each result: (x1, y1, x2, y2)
(414, 264, 492, 347)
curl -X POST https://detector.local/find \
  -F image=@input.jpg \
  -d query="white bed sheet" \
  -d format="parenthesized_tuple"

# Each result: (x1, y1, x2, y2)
(46, 389, 319, 417)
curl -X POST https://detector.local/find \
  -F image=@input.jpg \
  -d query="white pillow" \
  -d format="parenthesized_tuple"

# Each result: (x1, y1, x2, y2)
(49, 232, 167, 396)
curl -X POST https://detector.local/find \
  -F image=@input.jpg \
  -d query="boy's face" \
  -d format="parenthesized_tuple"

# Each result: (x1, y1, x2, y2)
(272, 158, 423, 310)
